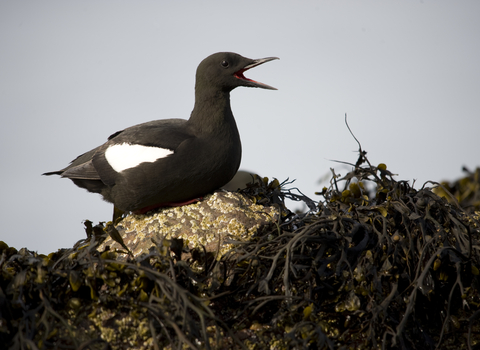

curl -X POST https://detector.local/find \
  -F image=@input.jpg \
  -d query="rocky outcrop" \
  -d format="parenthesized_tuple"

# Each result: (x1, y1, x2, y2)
(99, 191, 280, 259)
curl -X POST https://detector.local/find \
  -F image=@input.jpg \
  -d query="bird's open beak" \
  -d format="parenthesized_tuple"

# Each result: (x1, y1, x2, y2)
(234, 57, 279, 90)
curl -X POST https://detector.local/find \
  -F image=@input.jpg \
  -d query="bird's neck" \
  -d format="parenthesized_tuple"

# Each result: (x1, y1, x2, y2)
(189, 88, 235, 134)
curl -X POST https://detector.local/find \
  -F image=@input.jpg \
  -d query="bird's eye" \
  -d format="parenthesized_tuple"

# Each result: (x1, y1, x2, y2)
(221, 60, 229, 68)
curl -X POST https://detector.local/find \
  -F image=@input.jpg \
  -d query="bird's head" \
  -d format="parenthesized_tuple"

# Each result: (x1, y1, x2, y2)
(195, 52, 278, 93)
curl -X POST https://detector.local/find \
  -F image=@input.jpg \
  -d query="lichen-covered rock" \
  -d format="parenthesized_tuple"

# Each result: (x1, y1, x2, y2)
(99, 191, 279, 258)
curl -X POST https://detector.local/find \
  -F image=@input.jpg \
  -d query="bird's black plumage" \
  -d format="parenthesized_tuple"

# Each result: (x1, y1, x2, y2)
(44, 52, 278, 213)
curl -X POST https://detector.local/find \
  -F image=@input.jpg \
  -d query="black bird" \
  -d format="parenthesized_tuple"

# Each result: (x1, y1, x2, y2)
(44, 52, 278, 215)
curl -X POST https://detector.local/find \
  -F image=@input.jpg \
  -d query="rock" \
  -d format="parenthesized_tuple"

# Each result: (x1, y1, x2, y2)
(222, 170, 255, 191)
(99, 191, 280, 259)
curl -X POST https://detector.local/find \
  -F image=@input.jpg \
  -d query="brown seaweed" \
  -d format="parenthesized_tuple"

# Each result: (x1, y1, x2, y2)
(1, 152, 479, 349)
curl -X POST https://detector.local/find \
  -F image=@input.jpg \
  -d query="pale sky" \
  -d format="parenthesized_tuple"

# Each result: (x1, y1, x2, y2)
(1, 1, 479, 253)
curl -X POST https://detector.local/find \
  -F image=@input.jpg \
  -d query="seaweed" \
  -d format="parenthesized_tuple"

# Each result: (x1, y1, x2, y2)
(226, 154, 480, 349)
(435, 166, 480, 213)
(1, 151, 479, 349)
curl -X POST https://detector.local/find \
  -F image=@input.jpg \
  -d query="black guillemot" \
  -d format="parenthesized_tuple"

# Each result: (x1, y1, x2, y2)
(43, 52, 278, 215)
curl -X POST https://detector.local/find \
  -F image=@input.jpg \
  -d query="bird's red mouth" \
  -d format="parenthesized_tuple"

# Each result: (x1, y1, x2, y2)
(233, 56, 278, 90)
(234, 69, 274, 89)
(234, 69, 256, 84)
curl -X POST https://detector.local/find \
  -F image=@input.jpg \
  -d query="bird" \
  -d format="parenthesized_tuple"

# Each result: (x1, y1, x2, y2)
(43, 52, 278, 218)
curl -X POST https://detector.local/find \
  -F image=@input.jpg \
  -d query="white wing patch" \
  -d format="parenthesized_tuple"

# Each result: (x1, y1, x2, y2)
(105, 143, 174, 172)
